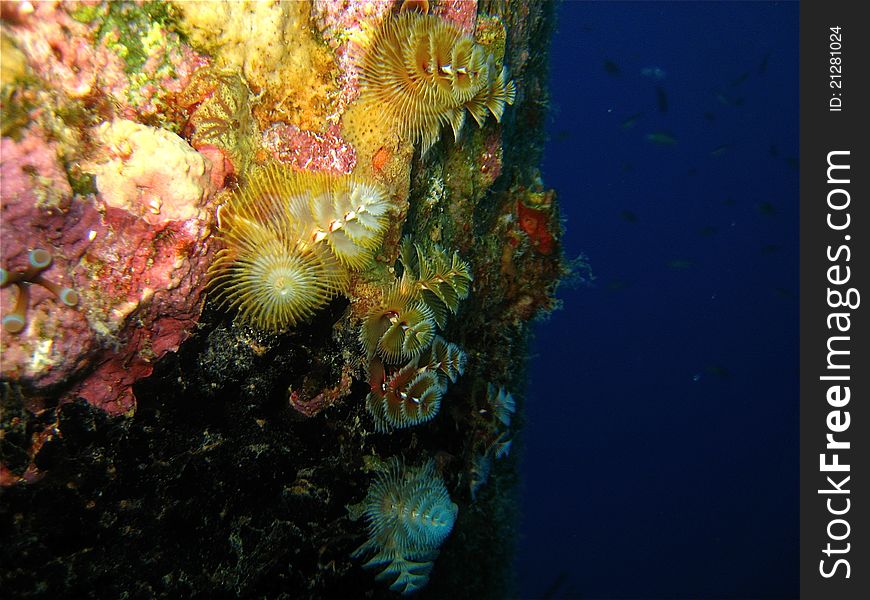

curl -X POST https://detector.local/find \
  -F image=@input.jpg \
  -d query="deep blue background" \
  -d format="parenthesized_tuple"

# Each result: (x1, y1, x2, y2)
(517, 2, 799, 598)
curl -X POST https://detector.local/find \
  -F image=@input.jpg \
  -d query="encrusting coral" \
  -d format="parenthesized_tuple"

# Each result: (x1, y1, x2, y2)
(352, 457, 458, 596)
(174, 0, 337, 131)
(83, 118, 221, 224)
(208, 163, 394, 332)
(355, 11, 516, 153)
(177, 67, 260, 180)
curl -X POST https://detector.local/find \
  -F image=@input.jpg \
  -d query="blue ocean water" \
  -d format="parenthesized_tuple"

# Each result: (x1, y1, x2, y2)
(518, 2, 799, 598)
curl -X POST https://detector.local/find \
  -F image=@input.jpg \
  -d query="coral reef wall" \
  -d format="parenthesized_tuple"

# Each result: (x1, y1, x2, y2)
(1, 1, 559, 598)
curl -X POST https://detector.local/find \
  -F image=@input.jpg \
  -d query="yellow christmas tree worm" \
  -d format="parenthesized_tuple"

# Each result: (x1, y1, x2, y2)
(354, 12, 516, 154)
(208, 164, 394, 332)
(360, 277, 436, 363)
(398, 238, 472, 328)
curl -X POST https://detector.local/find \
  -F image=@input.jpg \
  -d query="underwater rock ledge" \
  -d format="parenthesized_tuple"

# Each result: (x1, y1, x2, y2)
(1, 1, 560, 598)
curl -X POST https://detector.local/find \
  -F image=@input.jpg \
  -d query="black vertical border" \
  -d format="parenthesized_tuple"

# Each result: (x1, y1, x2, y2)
(800, 1, 868, 599)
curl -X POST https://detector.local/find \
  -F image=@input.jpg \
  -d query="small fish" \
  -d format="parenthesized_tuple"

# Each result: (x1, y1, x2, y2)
(704, 365, 731, 379)
(699, 225, 719, 237)
(710, 144, 729, 156)
(723, 197, 737, 207)
(646, 132, 677, 145)
(687, 167, 698, 176)
(761, 243, 781, 254)
(730, 71, 750, 87)
(756, 201, 777, 216)
(541, 571, 570, 600)
(641, 66, 666, 80)
(715, 91, 734, 106)
(758, 50, 771, 75)
(620, 209, 638, 223)
(603, 59, 621, 75)
(620, 111, 644, 129)
(769, 144, 779, 157)
(785, 157, 799, 170)
(703, 111, 716, 122)
(553, 129, 571, 142)
(655, 85, 668, 113)
(667, 259, 693, 270)
(606, 278, 629, 292)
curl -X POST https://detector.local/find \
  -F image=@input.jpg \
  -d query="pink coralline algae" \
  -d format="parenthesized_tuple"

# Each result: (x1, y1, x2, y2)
(262, 123, 357, 175)
(288, 364, 355, 418)
(1, 123, 222, 415)
(4, 0, 207, 122)
(435, 0, 479, 34)
(479, 127, 504, 187)
(7, 0, 104, 99)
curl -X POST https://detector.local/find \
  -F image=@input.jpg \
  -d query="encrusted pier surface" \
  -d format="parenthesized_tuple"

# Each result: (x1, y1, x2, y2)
(1, 2, 560, 598)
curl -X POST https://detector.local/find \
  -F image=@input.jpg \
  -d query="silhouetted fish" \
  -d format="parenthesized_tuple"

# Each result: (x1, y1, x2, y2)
(540, 571, 570, 600)
(699, 225, 720, 237)
(646, 132, 677, 145)
(758, 50, 771, 75)
(603, 59, 621, 75)
(621, 111, 644, 129)
(667, 259, 694, 270)
(606, 278, 630, 292)
(756, 201, 777, 216)
(715, 90, 737, 106)
(655, 85, 668, 113)
(730, 71, 750, 87)
(710, 144, 729, 156)
(641, 66, 666, 80)
(705, 364, 732, 379)
(620, 209, 638, 223)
